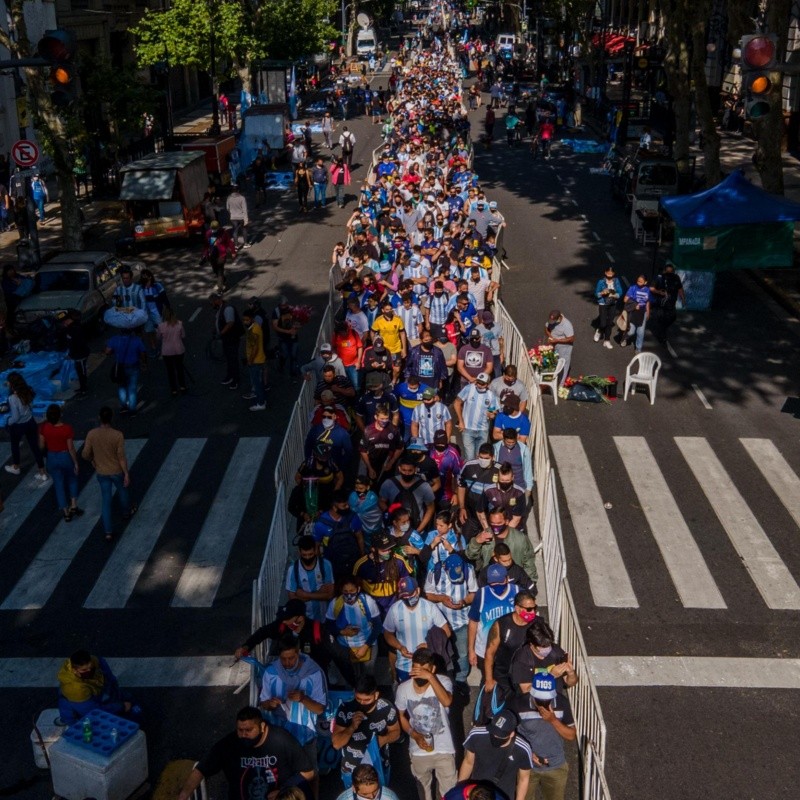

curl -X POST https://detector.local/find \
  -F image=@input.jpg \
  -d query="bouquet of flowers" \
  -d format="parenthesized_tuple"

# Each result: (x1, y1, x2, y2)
(563, 374, 617, 404)
(291, 305, 315, 326)
(528, 344, 559, 373)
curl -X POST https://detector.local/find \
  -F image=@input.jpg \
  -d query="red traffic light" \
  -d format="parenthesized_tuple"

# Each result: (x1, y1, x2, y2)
(742, 35, 776, 69)
(37, 29, 77, 63)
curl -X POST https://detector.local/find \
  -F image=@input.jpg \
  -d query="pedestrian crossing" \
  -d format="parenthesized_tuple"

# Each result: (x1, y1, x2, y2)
(0, 437, 271, 611)
(550, 434, 800, 611)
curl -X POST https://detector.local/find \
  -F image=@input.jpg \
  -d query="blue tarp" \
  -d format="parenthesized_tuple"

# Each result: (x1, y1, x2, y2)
(560, 138, 608, 154)
(660, 169, 800, 227)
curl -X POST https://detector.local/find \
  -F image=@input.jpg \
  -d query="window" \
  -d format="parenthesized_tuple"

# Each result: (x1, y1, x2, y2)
(37, 270, 91, 293)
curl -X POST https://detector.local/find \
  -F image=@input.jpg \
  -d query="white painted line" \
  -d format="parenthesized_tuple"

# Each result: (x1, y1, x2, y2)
(571, 199, 579, 206)
(549, 436, 638, 607)
(0, 441, 84, 557)
(691, 383, 712, 409)
(614, 437, 726, 609)
(590, 656, 800, 688)
(591, 232, 600, 241)
(188, 307, 202, 323)
(0, 657, 251, 688)
(666, 341, 677, 358)
(84, 439, 206, 608)
(676, 437, 800, 610)
(172, 437, 270, 607)
(740, 438, 800, 531)
(0, 441, 147, 610)
(564, 188, 570, 194)
(606, 252, 615, 263)
(580, 214, 588, 222)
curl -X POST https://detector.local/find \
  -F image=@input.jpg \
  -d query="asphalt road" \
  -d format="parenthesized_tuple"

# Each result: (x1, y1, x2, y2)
(471, 110, 800, 799)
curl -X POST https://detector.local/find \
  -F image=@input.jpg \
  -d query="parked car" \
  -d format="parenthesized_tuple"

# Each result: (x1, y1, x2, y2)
(610, 148, 679, 209)
(14, 251, 144, 333)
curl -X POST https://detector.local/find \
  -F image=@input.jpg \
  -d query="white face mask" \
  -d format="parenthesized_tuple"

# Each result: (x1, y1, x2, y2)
(478, 457, 491, 468)
(321, 418, 335, 429)
(399, 522, 410, 533)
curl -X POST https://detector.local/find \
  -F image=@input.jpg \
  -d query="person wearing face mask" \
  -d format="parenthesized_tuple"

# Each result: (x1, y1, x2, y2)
(353, 531, 413, 617)
(454, 372, 499, 463)
(302, 342, 347, 384)
(422, 280, 451, 340)
(371, 300, 408, 384)
(481, 464, 526, 530)
(359, 406, 404, 483)
(384, 576, 452, 682)
(394, 648, 457, 800)
(458, 709, 534, 800)
(335, 764, 401, 800)
(56, 649, 134, 724)
(285, 535, 335, 623)
(621, 273, 653, 353)
(349, 475, 383, 546)
(177, 705, 315, 800)
(325, 579, 383, 682)
(411, 509, 467, 574)
(544, 310, 574, 386)
(386, 505, 422, 569)
(411, 386, 452, 446)
(406, 329, 448, 390)
(312, 493, 366, 583)
(482, 590, 539, 699)
(510, 618, 578, 696)
(394, 372, 426, 437)
(259, 636, 328, 793)
(490, 395, 530, 444)
(492, 428, 533, 494)
(305, 406, 353, 466)
(428, 430, 463, 506)
(379, 456, 436, 533)
(467, 508, 538, 585)
(332, 676, 401, 787)
(467, 564, 519, 675)
(510, 670, 577, 800)
(457, 441, 500, 532)
(424, 552, 477, 690)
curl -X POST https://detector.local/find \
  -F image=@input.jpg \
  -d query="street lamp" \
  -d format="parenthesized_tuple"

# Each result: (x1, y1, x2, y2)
(207, 0, 221, 135)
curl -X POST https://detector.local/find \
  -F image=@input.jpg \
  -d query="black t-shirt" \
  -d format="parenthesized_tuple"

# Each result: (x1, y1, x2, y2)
(482, 485, 526, 519)
(356, 391, 399, 425)
(412, 454, 441, 485)
(509, 642, 568, 694)
(463, 727, 533, 800)
(477, 562, 536, 592)
(359, 422, 403, 467)
(459, 462, 500, 513)
(334, 698, 399, 773)
(488, 613, 532, 689)
(197, 727, 314, 800)
(243, 620, 327, 664)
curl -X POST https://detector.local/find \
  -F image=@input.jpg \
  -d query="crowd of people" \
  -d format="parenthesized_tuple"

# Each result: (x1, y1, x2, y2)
(176, 16, 578, 800)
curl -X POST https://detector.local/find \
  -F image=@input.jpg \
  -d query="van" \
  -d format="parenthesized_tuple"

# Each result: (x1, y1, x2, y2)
(356, 28, 378, 58)
(496, 33, 517, 51)
(611, 150, 679, 208)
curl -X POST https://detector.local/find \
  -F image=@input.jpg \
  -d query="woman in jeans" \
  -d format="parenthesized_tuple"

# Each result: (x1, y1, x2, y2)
(39, 404, 83, 521)
(4, 372, 47, 482)
(156, 307, 187, 396)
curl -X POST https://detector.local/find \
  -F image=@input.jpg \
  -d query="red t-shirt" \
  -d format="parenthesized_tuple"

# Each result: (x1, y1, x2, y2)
(333, 330, 362, 367)
(40, 422, 74, 453)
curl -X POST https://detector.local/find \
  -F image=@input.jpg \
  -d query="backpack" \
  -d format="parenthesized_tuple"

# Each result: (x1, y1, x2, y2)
(321, 514, 362, 579)
(219, 303, 245, 338)
(387, 476, 424, 528)
(342, 133, 354, 153)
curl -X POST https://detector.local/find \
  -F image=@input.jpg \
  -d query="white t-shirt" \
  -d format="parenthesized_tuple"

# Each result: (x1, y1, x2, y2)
(383, 598, 447, 674)
(394, 675, 455, 756)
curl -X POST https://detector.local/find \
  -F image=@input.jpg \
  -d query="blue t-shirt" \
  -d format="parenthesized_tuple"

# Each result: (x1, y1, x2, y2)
(107, 335, 145, 365)
(494, 412, 531, 438)
(625, 284, 652, 307)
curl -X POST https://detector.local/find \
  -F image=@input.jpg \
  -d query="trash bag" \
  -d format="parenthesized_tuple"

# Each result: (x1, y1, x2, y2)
(60, 358, 77, 391)
(567, 383, 604, 403)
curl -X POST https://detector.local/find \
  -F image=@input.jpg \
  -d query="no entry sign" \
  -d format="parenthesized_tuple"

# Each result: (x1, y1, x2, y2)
(12, 139, 40, 168)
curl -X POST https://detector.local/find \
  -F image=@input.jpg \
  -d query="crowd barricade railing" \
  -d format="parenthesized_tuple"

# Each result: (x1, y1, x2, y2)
(583, 740, 613, 800)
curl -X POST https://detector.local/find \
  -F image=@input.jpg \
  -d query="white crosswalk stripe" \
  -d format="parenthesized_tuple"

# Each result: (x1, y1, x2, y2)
(552, 434, 800, 612)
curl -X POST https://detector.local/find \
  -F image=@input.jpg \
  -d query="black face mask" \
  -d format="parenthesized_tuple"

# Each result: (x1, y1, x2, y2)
(239, 734, 262, 750)
(421, 342, 433, 351)
(356, 701, 375, 714)
(301, 556, 316, 567)
(413, 677, 429, 687)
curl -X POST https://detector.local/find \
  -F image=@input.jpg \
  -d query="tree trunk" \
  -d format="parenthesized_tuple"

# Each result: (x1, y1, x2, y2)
(664, 30, 692, 161)
(752, 0, 791, 194)
(690, 14, 722, 186)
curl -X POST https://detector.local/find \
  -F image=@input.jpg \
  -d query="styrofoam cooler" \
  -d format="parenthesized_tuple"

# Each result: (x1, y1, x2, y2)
(49, 729, 148, 800)
(30, 709, 67, 769)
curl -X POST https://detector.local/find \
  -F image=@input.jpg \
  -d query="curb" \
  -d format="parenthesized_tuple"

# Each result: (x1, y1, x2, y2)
(746, 269, 800, 319)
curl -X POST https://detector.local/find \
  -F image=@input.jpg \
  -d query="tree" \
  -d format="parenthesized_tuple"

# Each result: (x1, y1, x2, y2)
(0, 5, 84, 250)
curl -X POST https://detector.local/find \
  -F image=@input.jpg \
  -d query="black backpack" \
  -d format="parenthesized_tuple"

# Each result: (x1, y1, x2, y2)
(321, 513, 362, 580)
(388, 476, 425, 529)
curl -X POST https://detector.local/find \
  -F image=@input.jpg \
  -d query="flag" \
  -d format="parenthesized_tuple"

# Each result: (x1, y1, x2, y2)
(289, 65, 298, 120)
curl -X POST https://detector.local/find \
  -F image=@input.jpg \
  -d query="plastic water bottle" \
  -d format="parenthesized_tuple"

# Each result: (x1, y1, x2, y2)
(82, 718, 92, 743)
(110, 728, 118, 746)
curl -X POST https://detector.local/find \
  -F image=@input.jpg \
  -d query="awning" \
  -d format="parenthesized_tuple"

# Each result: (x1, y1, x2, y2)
(120, 169, 177, 201)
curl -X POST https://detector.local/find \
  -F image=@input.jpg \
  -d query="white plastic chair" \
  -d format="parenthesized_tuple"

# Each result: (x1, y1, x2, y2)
(624, 353, 662, 404)
(535, 357, 566, 404)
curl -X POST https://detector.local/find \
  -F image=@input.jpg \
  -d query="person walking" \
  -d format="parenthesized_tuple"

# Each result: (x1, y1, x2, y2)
(140, 268, 169, 357)
(156, 306, 187, 396)
(242, 308, 267, 411)
(211, 293, 244, 390)
(339, 126, 356, 169)
(82, 406, 136, 541)
(593, 266, 622, 349)
(39, 404, 83, 522)
(322, 111, 335, 149)
(226, 184, 249, 249)
(295, 161, 312, 213)
(30, 173, 49, 223)
(105, 329, 146, 416)
(453, 372, 499, 462)
(311, 158, 329, 209)
(622, 275, 652, 353)
(330, 157, 351, 209)
(203, 221, 235, 293)
(3, 372, 48, 482)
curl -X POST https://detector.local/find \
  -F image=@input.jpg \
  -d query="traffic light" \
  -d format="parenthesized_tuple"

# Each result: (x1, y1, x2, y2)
(740, 34, 778, 120)
(37, 29, 78, 107)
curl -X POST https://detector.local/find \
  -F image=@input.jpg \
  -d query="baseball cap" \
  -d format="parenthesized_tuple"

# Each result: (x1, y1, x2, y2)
(366, 374, 383, 388)
(486, 563, 508, 585)
(322, 405, 336, 413)
(476, 372, 491, 385)
(397, 576, 419, 598)
(406, 437, 427, 452)
(279, 598, 306, 620)
(548, 310, 561, 321)
(481, 310, 494, 324)
(469, 329, 482, 341)
(422, 386, 436, 400)
(489, 201, 498, 209)
(531, 671, 558, 702)
(320, 343, 333, 353)
(489, 709, 518, 745)
(372, 531, 392, 550)
(320, 389, 335, 402)
(433, 430, 448, 445)
(379, 261, 392, 273)
(444, 553, 465, 583)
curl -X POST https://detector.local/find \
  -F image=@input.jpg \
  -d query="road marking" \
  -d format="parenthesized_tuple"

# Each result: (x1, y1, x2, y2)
(571, 199, 579, 206)
(614, 437, 726, 609)
(84, 439, 206, 609)
(563, 188, 570, 194)
(591, 232, 600, 241)
(550, 436, 638, 607)
(740, 438, 800, 531)
(606, 252, 615, 263)
(0, 441, 147, 610)
(590, 656, 800, 688)
(0, 442, 84, 557)
(580, 214, 588, 222)
(0, 656, 251, 688)
(676, 437, 800, 609)
(691, 383, 712, 409)
(188, 307, 202, 323)
(171, 437, 270, 607)
(666, 341, 677, 358)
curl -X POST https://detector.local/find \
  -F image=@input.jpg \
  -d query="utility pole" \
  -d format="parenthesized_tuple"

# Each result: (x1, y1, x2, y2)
(617, 38, 634, 144)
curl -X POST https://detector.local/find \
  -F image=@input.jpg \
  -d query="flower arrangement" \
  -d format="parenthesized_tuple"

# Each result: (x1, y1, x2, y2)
(528, 344, 558, 372)
(291, 305, 315, 326)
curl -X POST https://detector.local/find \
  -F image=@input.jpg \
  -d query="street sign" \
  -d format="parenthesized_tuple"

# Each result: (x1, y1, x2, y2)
(637, 58, 649, 69)
(12, 139, 39, 167)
